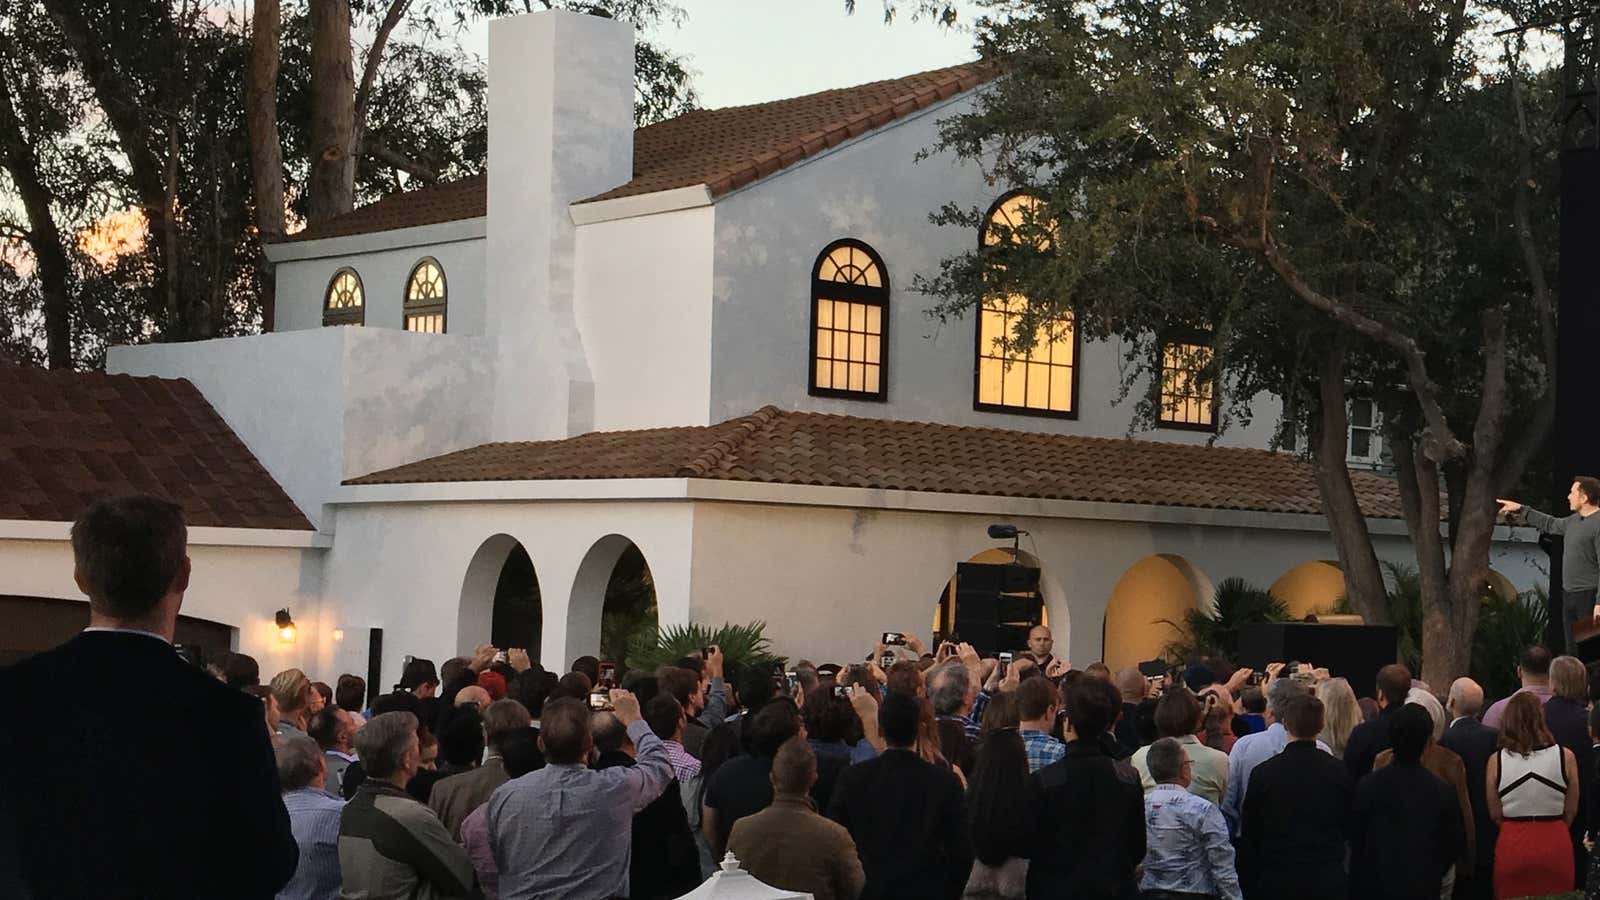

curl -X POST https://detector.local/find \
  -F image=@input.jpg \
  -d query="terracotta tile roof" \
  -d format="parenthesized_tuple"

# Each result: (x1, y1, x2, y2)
(0, 363, 312, 530)
(284, 174, 487, 243)
(582, 60, 994, 203)
(283, 60, 993, 242)
(347, 406, 1403, 519)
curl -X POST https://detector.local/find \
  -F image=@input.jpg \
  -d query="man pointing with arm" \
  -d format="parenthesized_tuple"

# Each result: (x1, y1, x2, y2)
(1499, 475, 1600, 653)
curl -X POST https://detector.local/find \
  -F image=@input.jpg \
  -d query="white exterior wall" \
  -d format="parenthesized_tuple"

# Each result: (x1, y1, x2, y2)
(0, 532, 327, 673)
(319, 498, 695, 692)
(707, 95, 1281, 447)
(272, 228, 487, 335)
(109, 328, 494, 528)
(685, 498, 1549, 666)
(574, 206, 716, 429)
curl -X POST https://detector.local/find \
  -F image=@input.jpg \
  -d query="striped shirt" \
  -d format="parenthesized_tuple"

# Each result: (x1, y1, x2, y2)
(277, 788, 344, 900)
(1021, 728, 1067, 773)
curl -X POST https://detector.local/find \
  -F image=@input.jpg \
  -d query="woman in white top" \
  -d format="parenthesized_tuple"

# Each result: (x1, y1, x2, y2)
(1486, 691, 1580, 899)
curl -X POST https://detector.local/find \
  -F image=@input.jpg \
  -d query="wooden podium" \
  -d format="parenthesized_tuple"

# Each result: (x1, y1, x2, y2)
(1236, 623, 1398, 699)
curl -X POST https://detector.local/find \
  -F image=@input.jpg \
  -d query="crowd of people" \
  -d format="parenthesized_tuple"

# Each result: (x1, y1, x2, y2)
(9, 494, 1600, 900)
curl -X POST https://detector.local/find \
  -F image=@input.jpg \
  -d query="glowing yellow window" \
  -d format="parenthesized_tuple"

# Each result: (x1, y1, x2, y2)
(323, 268, 365, 327)
(975, 193, 1074, 415)
(810, 240, 888, 400)
(404, 258, 447, 334)
(1159, 340, 1216, 429)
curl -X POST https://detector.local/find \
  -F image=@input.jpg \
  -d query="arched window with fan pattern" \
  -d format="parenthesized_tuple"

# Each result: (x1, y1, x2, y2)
(323, 268, 365, 327)
(809, 239, 889, 401)
(403, 258, 447, 333)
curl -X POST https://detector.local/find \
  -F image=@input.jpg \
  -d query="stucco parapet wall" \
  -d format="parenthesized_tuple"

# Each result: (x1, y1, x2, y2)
(333, 477, 1538, 542)
(569, 185, 712, 226)
(0, 519, 333, 549)
(263, 218, 486, 263)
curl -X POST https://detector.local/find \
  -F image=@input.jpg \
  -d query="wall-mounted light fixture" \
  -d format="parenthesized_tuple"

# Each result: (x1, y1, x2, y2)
(332, 628, 345, 643)
(275, 608, 297, 643)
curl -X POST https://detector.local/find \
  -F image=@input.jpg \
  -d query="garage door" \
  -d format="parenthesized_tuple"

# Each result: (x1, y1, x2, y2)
(0, 595, 233, 667)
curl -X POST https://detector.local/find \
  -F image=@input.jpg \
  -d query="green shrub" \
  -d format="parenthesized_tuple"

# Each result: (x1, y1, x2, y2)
(625, 621, 782, 675)
(1162, 577, 1290, 661)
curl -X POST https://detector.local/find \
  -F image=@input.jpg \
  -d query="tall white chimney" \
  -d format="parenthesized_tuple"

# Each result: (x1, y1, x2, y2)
(485, 10, 634, 440)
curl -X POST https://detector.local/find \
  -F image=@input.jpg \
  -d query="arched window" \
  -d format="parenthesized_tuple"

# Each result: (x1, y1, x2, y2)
(974, 192, 1076, 417)
(323, 268, 365, 327)
(404, 258, 447, 334)
(1158, 331, 1217, 430)
(809, 239, 888, 400)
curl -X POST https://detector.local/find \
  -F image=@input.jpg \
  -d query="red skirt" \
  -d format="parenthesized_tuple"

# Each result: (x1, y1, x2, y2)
(1494, 818, 1573, 899)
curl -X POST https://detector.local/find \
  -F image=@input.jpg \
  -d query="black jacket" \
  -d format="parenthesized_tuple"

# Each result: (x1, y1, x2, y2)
(594, 750, 702, 900)
(1545, 695, 1592, 884)
(1438, 717, 1500, 900)
(1026, 739, 1145, 900)
(0, 631, 297, 899)
(1350, 762, 1465, 900)
(1344, 704, 1400, 778)
(1239, 740, 1353, 900)
(826, 747, 971, 900)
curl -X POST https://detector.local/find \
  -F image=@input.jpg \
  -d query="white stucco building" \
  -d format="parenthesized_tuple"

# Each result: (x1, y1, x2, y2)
(0, 10, 1545, 689)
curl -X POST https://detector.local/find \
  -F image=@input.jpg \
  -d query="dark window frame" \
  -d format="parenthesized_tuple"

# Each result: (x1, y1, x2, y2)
(1155, 328, 1220, 433)
(322, 267, 365, 327)
(807, 238, 890, 402)
(971, 190, 1080, 421)
(403, 257, 448, 334)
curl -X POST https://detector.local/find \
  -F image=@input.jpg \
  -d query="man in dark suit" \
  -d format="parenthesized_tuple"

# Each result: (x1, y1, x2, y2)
(0, 495, 298, 900)
(1345, 663, 1412, 778)
(1240, 692, 1354, 900)
(1350, 704, 1466, 900)
(1439, 677, 1500, 900)
(1027, 677, 1146, 900)
(827, 691, 971, 900)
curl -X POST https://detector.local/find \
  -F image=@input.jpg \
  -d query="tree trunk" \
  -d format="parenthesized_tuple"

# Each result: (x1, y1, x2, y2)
(308, 0, 355, 223)
(0, 66, 72, 368)
(1310, 344, 1390, 624)
(246, 0, 286, 331)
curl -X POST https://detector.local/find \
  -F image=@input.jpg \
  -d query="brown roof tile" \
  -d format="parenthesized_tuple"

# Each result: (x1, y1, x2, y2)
(0, 363, 312, 530)
(346, 406, 1403, 519)
(283, 61, 994, 242)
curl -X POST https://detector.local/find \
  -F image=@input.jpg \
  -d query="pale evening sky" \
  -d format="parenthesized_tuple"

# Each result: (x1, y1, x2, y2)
(457, 0, 985, 110)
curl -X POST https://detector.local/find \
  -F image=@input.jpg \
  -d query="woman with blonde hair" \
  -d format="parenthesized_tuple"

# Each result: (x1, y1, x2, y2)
(1488, 691, 1580, 898)
(268, 668, 312, 739)
(1543, 654, 1591, 887)
(1316, 677, 1361, 760)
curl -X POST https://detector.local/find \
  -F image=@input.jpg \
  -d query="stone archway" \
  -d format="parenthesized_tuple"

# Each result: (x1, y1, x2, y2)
(568, 534, 656, 672)
(1102, 554, 1213, 671)
(1269, 560, 1347, 620)
(459, 534, 542, 662)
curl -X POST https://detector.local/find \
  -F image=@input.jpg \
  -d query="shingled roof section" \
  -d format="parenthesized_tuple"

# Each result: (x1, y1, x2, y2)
(347, 406, 1403, 520)
(283, 61, 994, 242)
(0, 363, 312, 530)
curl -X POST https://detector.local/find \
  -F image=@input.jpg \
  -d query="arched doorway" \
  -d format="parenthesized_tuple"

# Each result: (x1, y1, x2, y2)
(931, 547, 1050, 657)
(1269, 561, 1346, 619)
(459, 535, 542, 662)
(1102, 554, 1213, 671)
(571, 535, 657, 675)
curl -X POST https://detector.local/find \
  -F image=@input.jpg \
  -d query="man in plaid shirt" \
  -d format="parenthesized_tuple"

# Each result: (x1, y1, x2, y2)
(1017, 676, 1066, 772)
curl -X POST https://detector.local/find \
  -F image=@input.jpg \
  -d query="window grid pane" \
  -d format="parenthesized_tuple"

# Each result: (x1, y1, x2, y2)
(1159, 342, 1215, 426)
(814, 296, 884, 395)
(977, 293, 1075, 413)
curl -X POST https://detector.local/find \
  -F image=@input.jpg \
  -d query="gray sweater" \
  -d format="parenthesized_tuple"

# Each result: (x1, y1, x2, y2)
(1524, 507, 1600, 595)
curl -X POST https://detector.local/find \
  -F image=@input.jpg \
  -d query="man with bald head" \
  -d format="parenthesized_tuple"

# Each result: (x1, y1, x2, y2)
(1439, 677, 1498, 900)
(1025, 625, 1057, 673)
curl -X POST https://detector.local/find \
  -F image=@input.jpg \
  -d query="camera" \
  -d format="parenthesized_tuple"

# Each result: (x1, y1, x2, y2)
(998, 651, 1013, 676)
(588, 690, 613, 711)
(832, 684, 849, 699)
(493, 649, 508, 665)
(879, 653, 895, 671)
(882, 632, 906, 647)
(785, 670, 799, 693)
(599, 662, 616, 686)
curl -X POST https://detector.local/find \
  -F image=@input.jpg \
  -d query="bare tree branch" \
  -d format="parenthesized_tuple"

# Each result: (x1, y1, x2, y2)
(351, 0, 412, 157)
(360, 135, 442, 184)
(1506, 49, 1558, 373)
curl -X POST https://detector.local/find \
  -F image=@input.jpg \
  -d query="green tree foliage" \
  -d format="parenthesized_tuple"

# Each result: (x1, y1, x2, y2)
(912, 0, 1560, 687)
(626, 621, 781, 675)
(598, 544, 659, 677)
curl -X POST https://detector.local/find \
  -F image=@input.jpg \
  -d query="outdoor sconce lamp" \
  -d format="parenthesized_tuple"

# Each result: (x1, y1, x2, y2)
(275, 608, 297, 644)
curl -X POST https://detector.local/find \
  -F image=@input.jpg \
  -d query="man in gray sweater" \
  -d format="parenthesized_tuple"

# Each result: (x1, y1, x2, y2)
(1500, 475, 1600, 652)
